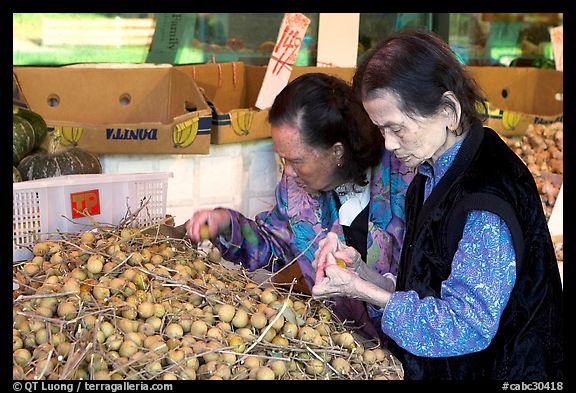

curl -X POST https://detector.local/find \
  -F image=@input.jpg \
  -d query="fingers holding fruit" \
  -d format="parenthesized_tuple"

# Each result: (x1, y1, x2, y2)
(185, 210, 210, 242)
(336, 247, 363, 272)
(186, 209, 232, 243)
(333, 254, 351, 268)
(312, 253, 357, 300)
(314, 249, 350, 285)
(313, 232, 343, 277)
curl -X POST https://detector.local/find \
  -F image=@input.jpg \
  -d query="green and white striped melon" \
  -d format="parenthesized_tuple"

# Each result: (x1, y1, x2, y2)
(13, 166, 22, 183)
(13, 114, 36, 165)
(13, 106, 47, 149)
(17, 147, 102, 181)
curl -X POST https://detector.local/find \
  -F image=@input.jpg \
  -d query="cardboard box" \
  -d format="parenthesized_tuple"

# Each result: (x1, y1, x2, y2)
(177, 62, 272, 145)
(13, 73, 29, 109)
(467, 66, 563, 137)
(467, 66, 563, 115)
(175, 62, 358, 145)
(12, 64, 212, 154)
(477, 102, 563, 137)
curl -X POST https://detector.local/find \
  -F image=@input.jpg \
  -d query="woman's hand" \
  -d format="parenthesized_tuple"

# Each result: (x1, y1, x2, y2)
(312, 252, 394, 309)
(184, 208, 232, 243)
(313, 232, 362, 282)
(312, 252, 359, 299)
(312, 231, 396, 301)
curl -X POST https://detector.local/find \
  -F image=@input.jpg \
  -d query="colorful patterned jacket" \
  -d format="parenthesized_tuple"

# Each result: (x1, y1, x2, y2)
(215, 148, 414, 290)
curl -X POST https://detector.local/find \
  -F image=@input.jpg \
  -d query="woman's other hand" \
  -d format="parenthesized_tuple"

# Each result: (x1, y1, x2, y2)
(185, 208, 232, 243)
(312, 252, 358, 299)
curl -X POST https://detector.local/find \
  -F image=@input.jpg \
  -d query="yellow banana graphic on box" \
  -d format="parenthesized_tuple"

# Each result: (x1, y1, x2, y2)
(230, 109, 253, 136)
(476, 101, 500, 118)
(55, 125, 84, 146)
(502, 110, 521, 131)
(173, 116, 199, 148)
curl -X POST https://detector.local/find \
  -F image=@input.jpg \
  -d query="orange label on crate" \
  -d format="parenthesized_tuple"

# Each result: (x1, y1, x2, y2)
(70, 189, 101, 218)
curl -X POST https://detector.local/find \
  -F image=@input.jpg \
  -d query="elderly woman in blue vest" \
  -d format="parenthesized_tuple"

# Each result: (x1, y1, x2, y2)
(185, 72, 413, 341)
(313, 29, 563, 380)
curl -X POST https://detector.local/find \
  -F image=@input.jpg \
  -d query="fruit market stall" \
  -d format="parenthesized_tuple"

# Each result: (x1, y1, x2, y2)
(13, 58, 563, 381)
(12, 224, 404, 380)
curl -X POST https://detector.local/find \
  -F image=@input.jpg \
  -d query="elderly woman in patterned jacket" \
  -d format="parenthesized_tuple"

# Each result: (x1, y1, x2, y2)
(185, 72, 413, 342)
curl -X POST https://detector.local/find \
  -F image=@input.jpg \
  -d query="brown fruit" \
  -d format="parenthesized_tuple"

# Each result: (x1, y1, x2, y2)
(190, 320, 208, 337)
(250, 312, 268, 329)
(231, 308, 249, 328)
(256, 366, 276, 380)
(217, 304, 236, 323)
(331, 357, 351, 374)
(165, 323, 184, 339)
(207, 247, 221, 263)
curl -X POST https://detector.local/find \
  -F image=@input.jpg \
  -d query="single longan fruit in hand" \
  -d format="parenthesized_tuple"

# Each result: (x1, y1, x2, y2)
(199, 224, 210, 241)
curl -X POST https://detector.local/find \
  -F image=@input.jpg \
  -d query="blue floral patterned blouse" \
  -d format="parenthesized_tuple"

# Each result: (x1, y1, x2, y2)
(370, 139, 517, 357)
(214, 148, 414, 291)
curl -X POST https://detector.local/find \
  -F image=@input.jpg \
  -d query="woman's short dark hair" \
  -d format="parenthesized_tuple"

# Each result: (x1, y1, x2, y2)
(353, 29, 487, 134)
(269, 72, 383, 186)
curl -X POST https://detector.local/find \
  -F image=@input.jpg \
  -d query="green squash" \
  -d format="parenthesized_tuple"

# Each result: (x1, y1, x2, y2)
(17, 147, 102, 181)
(13, 114, 36, 166)
(13, 166, 22, 183)
(13, 106, 48, 149)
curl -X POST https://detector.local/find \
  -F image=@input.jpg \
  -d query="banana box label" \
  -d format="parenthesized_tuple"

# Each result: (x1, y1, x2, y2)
(230, 109, 254, 136)
(172, 116, 200, 148)
(106, 128, 158, 141)
(478, 101, 563, 137)
(210, 108, 271, 144)
(52, 125, 84, 146)
(43, 114, 212, 154)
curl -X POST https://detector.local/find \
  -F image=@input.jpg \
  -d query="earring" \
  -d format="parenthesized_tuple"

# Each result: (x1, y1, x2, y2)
(337, 162, 342, 167)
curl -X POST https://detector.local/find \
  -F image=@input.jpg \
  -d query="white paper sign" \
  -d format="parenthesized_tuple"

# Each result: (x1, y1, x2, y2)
(549, 25, 563, 71)
(255, 13, 311, 110)
(548, 182, 563, 239)
(317, 13, 360, 68)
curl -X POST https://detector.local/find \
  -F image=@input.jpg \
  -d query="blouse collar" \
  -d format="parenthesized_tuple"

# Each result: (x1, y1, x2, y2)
(419, 139, 465, 182)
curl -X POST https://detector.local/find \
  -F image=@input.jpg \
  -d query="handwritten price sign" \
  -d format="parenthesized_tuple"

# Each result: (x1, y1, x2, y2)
(255, 13, 310, 109)
(549, 25, 563, 71)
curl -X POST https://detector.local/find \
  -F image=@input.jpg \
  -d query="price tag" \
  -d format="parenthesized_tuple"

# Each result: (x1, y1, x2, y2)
(255, 13, 311, 110)
(549, 25, 563, 71)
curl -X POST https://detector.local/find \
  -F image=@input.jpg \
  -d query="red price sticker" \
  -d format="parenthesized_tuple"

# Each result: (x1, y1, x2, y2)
(70, 189, 101, 218)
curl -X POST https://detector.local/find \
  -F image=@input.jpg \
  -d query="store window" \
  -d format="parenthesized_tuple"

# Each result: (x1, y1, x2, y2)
(13, 13, 320, 66)
(448, 13, 562, 67)
(358, 13, 433, 62)
(13, 13, 562, 68)
(185, 13, 319, 66)
(13, 13, 155, 65)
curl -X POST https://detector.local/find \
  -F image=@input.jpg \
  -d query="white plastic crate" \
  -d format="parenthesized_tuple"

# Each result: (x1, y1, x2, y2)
(13, 172, 173, 262)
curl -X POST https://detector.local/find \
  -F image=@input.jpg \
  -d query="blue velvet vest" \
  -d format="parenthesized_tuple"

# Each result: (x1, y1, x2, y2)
(389, 121, 564, 380)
